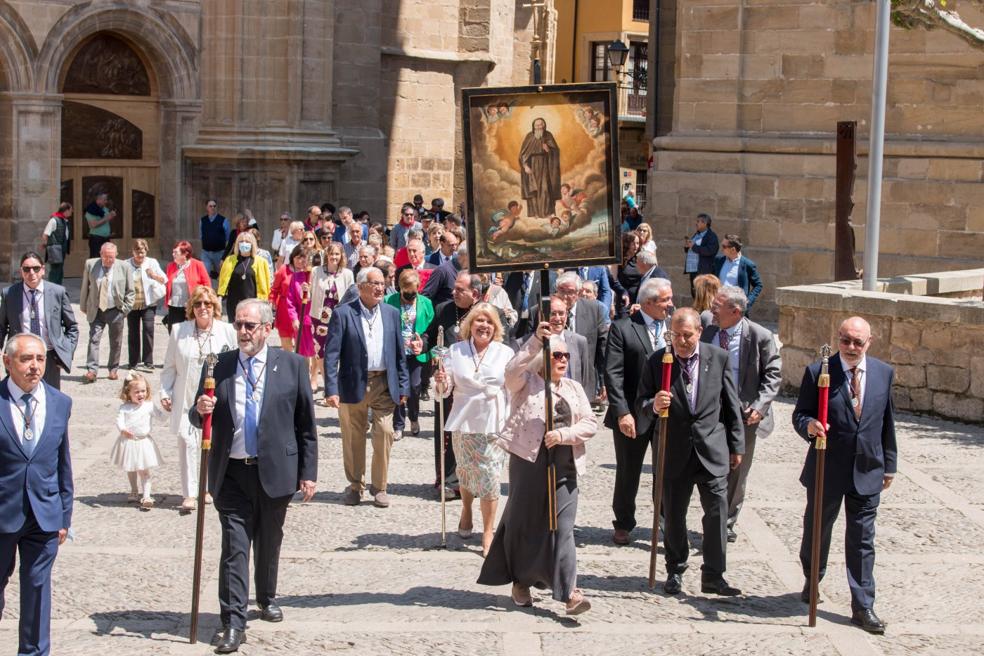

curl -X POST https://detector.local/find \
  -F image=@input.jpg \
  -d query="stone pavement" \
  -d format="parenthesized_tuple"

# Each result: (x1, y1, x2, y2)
(3, 297, 984, 655)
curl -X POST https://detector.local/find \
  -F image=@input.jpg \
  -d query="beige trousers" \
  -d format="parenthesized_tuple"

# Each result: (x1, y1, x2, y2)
(339, 372, 396, 492)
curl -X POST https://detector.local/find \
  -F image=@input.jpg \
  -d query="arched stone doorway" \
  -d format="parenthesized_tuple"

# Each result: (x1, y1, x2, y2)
(59, 32, 160, 274)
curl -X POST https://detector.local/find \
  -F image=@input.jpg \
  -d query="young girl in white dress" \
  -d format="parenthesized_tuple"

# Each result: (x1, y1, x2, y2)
(110, 373, 165, 511)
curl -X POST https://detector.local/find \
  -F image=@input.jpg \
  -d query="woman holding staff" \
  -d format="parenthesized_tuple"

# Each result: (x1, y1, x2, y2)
(432, 302, 511, 555)
(478, 326, 597, 615)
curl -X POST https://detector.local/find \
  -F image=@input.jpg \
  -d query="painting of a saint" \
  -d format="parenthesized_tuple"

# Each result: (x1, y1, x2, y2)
(462, 84, 620, 272)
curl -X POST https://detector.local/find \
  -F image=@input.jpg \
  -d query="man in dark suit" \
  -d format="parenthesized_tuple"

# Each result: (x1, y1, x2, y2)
(571, 265, 612, 311)
(192, 299, 317, 653)
(0, 333, 73, 656)
(553, 272, 607, 399)
(605, 277, 674, 545)
(712, 235, 764, 312)
(701, 286, 781, 543)
(324, 267, 409, 508)
(636, 308, 744, 596)
(793, 316, 897, 635)
(629, 250, 670, 306)
(0, 252, 79, 389)
(503, 269, 556, 342)
(528, 296, 591, 391)
(422, 244, 466, 307)
(683, 213, 719, 296)
(426, 227, 461, 267)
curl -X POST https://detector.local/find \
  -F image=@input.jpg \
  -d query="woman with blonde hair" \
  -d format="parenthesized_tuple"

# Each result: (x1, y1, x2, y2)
(218, 230, 271, 320)
(433, 302, 514, 555)
(636, 222, 657, 255)
(160, 284, 236, 512)
(692, 273, 721, 325)
(301, 241, 355, 396)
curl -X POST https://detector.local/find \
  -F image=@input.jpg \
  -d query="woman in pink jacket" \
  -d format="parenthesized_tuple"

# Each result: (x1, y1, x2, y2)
(478, 326, 597, 615)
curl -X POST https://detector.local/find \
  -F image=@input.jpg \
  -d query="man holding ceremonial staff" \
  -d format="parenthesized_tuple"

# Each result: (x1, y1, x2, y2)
(635, 308, 744, 596)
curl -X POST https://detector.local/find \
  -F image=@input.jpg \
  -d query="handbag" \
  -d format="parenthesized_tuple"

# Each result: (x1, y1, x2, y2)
(45, 243, 64, 264)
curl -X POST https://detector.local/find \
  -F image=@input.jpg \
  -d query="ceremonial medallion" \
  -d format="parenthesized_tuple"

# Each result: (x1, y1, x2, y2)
(851, 397, 860, 407)
(24, 428, 34, 441)
(685, 383, 694, 395)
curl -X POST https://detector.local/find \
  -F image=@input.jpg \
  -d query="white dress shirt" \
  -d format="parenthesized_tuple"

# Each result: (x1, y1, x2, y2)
(21, 282, 50, 349)
(359, 301, 385, 371)
(642, 312, 666, 351)
(7, 379, 46, 446)
(231, 346, 269, 459)
(719, 254, 741, 286)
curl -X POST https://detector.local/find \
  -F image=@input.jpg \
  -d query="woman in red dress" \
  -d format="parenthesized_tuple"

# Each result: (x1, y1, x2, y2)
(269, 247, 307, 351)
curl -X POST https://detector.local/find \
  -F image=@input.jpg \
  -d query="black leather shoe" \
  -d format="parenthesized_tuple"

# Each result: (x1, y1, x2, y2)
(214, 627, 246, 653)
(210, 625, 229, 646)
(663, 573, 683, 595)
(701, 577, 741, 596)
(259, 601, 284, 622)
(800, 584, 824, 605)
(851, 608, 886, 634)
(726, 527, 737, 543)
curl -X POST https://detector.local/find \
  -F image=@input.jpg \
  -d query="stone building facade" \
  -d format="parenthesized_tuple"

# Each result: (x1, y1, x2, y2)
(0, 0, 545, 278)
(648, 1, 984, 319)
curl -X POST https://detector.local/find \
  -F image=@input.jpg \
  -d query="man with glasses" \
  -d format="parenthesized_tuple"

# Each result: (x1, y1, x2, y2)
(192, 299, 318, 652)
(200, 200, 229, 281)
(79, 242, 134, 383)
(270, 211, 292, 256)
(0, 253, 79, 389)
(390, 203, 422, 251)
(551, 272, 607, 403)
(793, 316, 897, 635)
(323, 268, 409, 508)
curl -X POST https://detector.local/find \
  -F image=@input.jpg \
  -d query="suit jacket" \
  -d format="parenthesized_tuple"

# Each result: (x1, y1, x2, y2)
(701, 318, 781, 436)
(685, 228, 719, 274)
(79, 258, 134, 322)
(503, 270, 557, 341)
(712, 254, 764, 308)
(421, 258, 462, 307)
(0, 282, 79, 373)
(426, 251, 454, 267)
(631, 265, 670, 304)
(603, 311, 664, 432)
(0, 379, 74, 533)
(793, 354, 897, 497)
(635, 344, 744, 479)
(190, 348, 317, 499)
(323, 300, 410, 405)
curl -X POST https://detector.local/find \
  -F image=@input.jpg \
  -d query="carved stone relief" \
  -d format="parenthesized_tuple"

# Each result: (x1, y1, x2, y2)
(62, 33, 151, 96)
(62, 101, 143, 160)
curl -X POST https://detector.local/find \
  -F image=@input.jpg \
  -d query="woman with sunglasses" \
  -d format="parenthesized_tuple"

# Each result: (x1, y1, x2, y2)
(478, 327, 597, 615)
(160, 285, 236, 513)
(217, 231, 271, 320)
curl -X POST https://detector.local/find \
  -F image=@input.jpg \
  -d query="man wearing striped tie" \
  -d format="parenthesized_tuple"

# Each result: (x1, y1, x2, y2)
(79, 242, 133, 382)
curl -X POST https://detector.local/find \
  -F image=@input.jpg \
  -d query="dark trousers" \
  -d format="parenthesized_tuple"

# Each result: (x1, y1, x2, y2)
(214, 460, 292, 630)
(434, 396, 457, 489)
(611, 424, 654, 531)
(45, 263, 64, 286)
(126, 305, 157, 367)
(0, 510, 60, 656)
(165, 305, 186, 333)
(727, 424, 759, 529)
(42, 351, 61, 390)
(88, 235, 110, 259)
(800, 485, 880, 612)
(663, 451, 728, 578)
(394, 357, 423, 432)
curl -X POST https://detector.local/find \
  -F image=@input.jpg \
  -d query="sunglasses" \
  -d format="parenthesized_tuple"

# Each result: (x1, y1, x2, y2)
(303, 238, 316, 243)
(193, 301, 213, 308)
(233, 320, 262, 332)
(403, 212, 415, 217)
(838, 336, 868, 349)
(551, 351, 571, 361)
(21, 266, 43, 273)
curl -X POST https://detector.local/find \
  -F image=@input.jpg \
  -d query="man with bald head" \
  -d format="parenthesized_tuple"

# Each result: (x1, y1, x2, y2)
(79, 242, 134, 382)
(636, 307, 744, 597)
(793, 316, 897, 634)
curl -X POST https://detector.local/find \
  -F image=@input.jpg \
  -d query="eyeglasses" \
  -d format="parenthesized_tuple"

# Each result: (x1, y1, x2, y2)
(838, 336, 868, 349)
(403, 212, 415, 217)
(280, 218, 290, 222)
(551, 351, 571, 361)
(21, 266, 43, 273)
(233, 320, 262, 332)
(363, 281, 386, 288)
(193, 301, 213, 308)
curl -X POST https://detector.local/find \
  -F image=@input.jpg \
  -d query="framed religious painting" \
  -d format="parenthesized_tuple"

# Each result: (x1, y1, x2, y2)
(462, 83, 621, 274)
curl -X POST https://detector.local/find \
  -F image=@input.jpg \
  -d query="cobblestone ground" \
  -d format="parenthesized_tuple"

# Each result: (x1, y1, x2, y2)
(3, 293, 984, 655)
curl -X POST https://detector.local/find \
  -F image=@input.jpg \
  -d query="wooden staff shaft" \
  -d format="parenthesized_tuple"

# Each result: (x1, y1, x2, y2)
(437, 326, 447, 548)
(540, 269, 558, 533)
(189, 378, 215, 644)
(648, 349, 673, 589)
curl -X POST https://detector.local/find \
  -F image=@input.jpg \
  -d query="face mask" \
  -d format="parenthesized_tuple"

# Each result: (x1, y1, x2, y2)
(239, 243, 252, 255)
(402, 292, 417, 302)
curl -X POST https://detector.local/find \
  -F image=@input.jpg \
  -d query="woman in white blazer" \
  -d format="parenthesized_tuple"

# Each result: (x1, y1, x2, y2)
(125, 239, 167, 370)
(159, 285, 237, 513)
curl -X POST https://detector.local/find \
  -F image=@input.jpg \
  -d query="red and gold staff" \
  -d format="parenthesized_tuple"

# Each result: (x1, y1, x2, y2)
(189, 352, 218, 644)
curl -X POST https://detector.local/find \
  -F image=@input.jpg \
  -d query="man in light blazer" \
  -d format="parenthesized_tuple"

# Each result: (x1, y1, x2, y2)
(793, 316, 897, 634)
(324, 266, 409, 508)
(191, 299, 317, 652)
(78, 241, 133, 382)
(0, 333, 74, 656)
(0, 252, 79, 389)
(712, 235, 764, 313)
(604, 277, 674, 545)
(701, 286, 781, 543)
(636, 308, 744, 597)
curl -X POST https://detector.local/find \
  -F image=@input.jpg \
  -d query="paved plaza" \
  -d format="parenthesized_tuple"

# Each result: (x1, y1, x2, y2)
(3, 298, 983, 655)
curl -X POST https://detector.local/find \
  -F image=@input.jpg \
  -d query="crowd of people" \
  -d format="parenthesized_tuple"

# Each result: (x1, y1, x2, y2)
(0, 196, 897, 654)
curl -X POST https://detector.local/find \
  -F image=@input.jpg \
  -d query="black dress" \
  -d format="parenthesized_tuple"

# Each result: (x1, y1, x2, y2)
(225, 256, 256, 319)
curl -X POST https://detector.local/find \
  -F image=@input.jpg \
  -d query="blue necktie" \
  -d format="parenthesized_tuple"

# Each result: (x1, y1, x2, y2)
(244, 358, 258, 457)
(20, 393, 36, 457)
(578, 267, 589, 280)
(28, 290, 41, 337)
